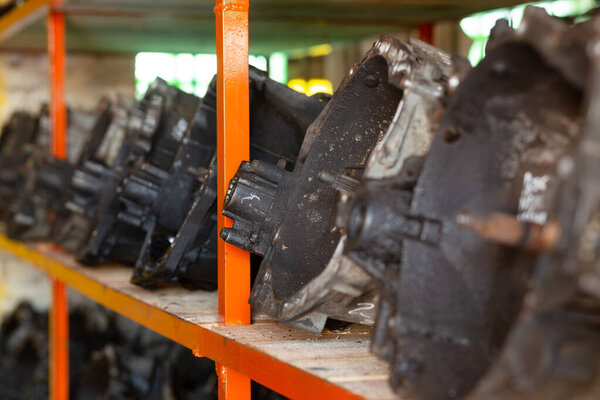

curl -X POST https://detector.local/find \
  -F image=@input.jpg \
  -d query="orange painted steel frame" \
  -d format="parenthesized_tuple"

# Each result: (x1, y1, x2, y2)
(48, 3, 69, 399)
(0, 235, 365, 400)
(418, 23, 434, 44)
(215, 0, 252, 398)
(0, 0, 51, 42)
(48, 8, 66, 160)
(49, 277, 68, 400)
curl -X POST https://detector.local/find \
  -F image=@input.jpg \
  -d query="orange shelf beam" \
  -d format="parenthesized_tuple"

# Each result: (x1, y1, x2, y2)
(0, 0, 50, 41)
(0, 235, 374, 400)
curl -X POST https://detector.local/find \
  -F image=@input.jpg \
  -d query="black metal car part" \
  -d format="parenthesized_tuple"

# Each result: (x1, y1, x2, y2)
(320, 36, 458, 331)
(55, 78, 200, 264)
(466, 9, 600, 400)
(129, 67, 327, 290)
(54, 97, 136, 253)
(4, 107, 96, 240)
(0, 108, 46, 221)
(345, 8, 588, 399)
(219, 35, 453, 332)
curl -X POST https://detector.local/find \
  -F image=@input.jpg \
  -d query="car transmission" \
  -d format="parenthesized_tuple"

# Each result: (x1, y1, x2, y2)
(54, 78, 199, 264)
(4, 106, 96, 240)
(344, 7, 589, 399)
(0, 109, 46, 221)
(220, 35, 456, 332)
(130, 67, 327, 290)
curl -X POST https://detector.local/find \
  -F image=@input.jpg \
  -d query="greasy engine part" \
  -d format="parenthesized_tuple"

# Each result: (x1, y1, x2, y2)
(321, 36, 458, 331)
(53, 78, 199, 263)
(2, 301, 224, 400)
(465, 11, 600, 400)
(128, 67, 327, 290)
(77, 79, 201, 266)
(219, 35, 452, 332)
(53, 98, 136, 253)
(120, 80, 218, 288)
(0, 302, 48, 400)
(0, 109, 45, 220)
(5, 106, 97, 240)
(345, 8, 587, 399)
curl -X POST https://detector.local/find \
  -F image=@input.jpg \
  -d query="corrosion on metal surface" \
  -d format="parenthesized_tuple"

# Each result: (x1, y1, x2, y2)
(456, 212, 561, 252)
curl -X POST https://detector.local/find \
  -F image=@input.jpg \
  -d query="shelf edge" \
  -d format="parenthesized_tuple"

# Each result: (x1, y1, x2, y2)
(0, 234, 367, 400)
(0, 0, 51, 43)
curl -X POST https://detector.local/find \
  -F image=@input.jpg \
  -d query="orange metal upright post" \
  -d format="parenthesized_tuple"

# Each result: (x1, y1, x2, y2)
(48, 4, 69, 400)
(49, 278, 68, 400)
(48, 7, 66, 160)
(418, 23, 434, 44)
(215, 0, 251, 399)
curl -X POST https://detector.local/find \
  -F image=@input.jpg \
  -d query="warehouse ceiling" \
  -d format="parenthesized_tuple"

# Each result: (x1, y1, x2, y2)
(0, 0, 530, 54)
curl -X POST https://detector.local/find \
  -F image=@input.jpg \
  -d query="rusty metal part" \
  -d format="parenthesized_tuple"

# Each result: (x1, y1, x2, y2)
(456, 212, 561, 252)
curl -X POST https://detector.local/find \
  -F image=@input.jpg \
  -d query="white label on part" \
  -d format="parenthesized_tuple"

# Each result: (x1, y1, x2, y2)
(518, 171, 550, 225)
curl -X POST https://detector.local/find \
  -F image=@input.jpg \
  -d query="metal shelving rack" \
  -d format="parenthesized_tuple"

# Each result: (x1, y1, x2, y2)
(0, 235, 391, 399)
(0, 1, 530, 399)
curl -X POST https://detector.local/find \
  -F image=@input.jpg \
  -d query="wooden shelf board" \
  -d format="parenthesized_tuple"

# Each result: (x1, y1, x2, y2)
(0, 234, 398, 400)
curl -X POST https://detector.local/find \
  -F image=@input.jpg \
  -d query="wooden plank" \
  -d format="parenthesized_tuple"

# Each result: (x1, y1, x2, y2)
(213, 323, 395, 398)
(38, 252, 222, 325)
(0, 235, 398, 399)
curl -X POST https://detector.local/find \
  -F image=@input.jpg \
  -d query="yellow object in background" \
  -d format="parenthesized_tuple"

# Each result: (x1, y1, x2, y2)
(306, 79, 333, 96)
(0, 278, 6, 319)
(287, 78, 307, 93)
(288, 78, 333, 96)
(308, 44, 333, 58)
